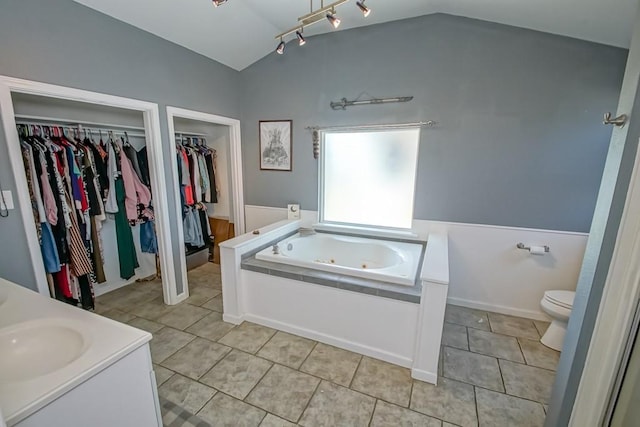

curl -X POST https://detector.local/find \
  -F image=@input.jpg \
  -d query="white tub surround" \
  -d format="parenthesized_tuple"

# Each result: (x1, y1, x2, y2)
(220, 221, 449, 384)
(255, 232, 423, 286)
(0, 279, 160, 427)
(245, 205, 587, 320)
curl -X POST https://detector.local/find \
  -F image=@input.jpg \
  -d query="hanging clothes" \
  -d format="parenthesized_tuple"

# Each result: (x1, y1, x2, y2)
(113, 173, 139, 280)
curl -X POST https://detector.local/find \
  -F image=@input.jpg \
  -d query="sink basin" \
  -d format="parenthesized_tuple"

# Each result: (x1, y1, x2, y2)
(0, 319, 88, 382)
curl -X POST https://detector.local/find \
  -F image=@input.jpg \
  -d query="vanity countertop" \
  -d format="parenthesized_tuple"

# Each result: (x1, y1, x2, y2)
(0, 278, 151, 426)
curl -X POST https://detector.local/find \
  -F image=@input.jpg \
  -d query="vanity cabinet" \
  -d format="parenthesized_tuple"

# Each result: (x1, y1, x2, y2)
(14, 345, 160, 427)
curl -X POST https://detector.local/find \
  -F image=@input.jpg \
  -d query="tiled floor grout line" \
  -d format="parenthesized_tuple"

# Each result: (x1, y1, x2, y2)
(295, 377, 322, 425)
(441, 341, 558, 373)
(347, 355, 364, 389)
(297, 340, 319, 370)
(367, 399, 378, 427)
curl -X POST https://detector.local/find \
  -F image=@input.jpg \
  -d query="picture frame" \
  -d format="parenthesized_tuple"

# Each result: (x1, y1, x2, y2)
(259, 120, 292, 171)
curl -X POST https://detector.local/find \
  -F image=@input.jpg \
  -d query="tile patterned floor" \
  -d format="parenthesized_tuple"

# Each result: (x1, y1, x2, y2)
(95, 263, 560, 427)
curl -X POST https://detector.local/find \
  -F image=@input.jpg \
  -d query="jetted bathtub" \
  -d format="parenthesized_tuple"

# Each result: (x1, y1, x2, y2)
(255, 232, 424, 286)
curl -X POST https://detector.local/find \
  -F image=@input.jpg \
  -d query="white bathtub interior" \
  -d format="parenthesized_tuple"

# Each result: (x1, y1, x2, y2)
(255, 232, 424, 286)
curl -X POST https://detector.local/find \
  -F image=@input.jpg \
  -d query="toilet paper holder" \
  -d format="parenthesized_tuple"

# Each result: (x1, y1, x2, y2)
(517, 243, 550, 253)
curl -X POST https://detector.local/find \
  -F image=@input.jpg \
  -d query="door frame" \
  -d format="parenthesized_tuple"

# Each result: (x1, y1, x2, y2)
(569, 138, 640, 425)
(166, 106, 244, 303)
(0, 75, 182, 304)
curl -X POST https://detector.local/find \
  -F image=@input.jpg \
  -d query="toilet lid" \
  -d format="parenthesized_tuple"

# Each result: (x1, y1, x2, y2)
(544, 290, 575, 309)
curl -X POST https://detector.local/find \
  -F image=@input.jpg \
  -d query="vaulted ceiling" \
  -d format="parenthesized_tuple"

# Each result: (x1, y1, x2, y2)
(74, 0, 637, 71)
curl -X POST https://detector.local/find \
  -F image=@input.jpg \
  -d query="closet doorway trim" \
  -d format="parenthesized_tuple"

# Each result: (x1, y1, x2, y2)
(166, 106, 245, 302)
(0, 75, 181, 304)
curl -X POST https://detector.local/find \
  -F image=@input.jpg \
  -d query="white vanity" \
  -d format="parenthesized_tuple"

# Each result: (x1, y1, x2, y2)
(0, 279, 161, 427)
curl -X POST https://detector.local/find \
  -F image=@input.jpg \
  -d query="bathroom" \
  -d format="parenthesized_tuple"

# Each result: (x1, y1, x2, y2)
(0, 0, 640, 426)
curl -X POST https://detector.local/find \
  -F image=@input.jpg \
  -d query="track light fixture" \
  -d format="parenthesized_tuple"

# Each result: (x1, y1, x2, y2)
(212, 0, 227, 7)
(266, 0, 372, 56)
(356, 1, 371, 17)
(326, 10, 341, 29)
(296, 30, 306, 46)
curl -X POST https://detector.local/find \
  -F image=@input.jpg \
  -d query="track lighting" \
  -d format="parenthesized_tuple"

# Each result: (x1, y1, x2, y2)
(212, 0, 227, 7)
(271, 0, 376, 56)
(326, 10, 341, 29)
(356, 1, 371, 17)
(296, 30, 306, 46)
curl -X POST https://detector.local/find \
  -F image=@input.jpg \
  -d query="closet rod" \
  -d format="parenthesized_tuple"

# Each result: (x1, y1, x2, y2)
(175, 131, 209, 138)
(16, 121, 147, 139)
(14, 114, 146, 132)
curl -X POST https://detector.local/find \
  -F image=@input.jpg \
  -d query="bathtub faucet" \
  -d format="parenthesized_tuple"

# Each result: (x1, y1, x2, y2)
(272, 244, 280, 255)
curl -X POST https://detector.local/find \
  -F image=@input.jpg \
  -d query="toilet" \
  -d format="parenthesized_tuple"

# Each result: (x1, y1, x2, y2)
(539, 290, 575, 351)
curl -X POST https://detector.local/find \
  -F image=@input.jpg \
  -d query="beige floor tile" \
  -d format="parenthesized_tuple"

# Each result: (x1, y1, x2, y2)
(129, 296, 175, 320)
(157, 303, 211, 330)
(476, 387, 546, 427)
(488, 313, 540, 340)
(186, 311, 236, 341)
(119, 289, 161, 312)
(534, 320, 550, 337)
(99, 308, 136, 323)
(442, 347, 504, 392)
(519, 338, 560, 370)
(299, 380, 375, 427)
(184, 285, 221, 306)
(202, 295, 224, 312)
(161, 337, 231, 380)
(257, 331, 316, 369)
(442, 322, 469, 350)
(444, 305, 490, 331)
(351, 357, 413, 407)
(259, 414, 296, 427)
(153, 364, 174, 386)
(371, 400, 441, 427)
(198, 392, 266, 427)
(411, 377, 477, 427)
(499, 360, 556, 404)
(200, 349, 273, 399)
(300, 343, 362, 387)
(219, 322, 277, 354)
(158, 374, 216, 414)
(246, 364, 320, 422)
(127, 316, 164, 333)
(468, 328, 524, 363)
(149, 327, 196, 363)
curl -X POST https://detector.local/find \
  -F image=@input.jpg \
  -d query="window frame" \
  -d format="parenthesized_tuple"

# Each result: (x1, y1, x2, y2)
(317, 126, 421, 233)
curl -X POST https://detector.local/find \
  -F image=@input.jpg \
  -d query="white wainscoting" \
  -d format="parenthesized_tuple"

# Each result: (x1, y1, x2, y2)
(244, 205, 588, 320)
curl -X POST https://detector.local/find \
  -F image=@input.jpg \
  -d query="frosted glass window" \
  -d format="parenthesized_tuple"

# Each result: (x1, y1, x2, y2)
(320, 128, 420, 229)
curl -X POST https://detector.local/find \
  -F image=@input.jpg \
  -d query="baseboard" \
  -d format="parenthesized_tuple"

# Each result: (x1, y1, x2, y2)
(411, 368, 437, 385)
(243, 313, 413, 368)
(223, 313, 244, 325)
(447, 297, 551, 321)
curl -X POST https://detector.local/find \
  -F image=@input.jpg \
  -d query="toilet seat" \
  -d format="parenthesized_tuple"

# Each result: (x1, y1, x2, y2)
(543, 290, 575, 310)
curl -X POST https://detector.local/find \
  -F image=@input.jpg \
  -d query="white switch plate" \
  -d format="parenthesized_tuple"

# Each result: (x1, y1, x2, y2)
(288, 204, 300, 220)
(1, 191, 14, 210)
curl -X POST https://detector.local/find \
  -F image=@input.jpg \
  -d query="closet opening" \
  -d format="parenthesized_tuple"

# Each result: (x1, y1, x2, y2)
(0, 76, 180, 310)
(166, 107, 244, 302)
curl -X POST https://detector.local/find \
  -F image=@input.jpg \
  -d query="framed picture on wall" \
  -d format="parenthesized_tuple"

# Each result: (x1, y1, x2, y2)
(259, 120, 292, 171)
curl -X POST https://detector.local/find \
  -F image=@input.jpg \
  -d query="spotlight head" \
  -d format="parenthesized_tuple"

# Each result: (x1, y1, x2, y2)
(212, 0, 227, 6)
(356, 1, 371, 17)
(296, 30, 306, 46)
(276, 39, 285, 54)
(326, 12, 341, 29)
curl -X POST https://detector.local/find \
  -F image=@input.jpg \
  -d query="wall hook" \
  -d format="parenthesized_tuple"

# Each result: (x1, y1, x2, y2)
(604, 112, 627, 128)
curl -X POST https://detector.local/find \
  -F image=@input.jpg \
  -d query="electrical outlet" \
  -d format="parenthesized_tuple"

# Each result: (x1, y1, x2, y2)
(288, 204, 300, 220)
(1, 191, 14, 210)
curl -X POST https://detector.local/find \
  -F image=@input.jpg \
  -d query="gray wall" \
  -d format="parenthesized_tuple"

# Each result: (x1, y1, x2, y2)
(240, 14, 627, 233)
(0, 0, 241, 291)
